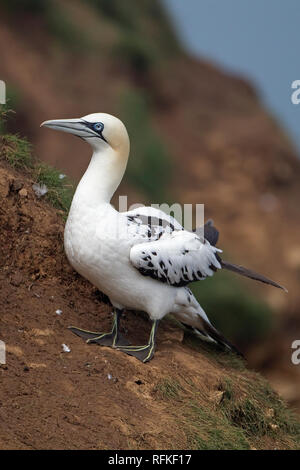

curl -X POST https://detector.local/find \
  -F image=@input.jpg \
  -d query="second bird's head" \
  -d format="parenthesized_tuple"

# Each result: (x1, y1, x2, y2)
(41, 113, 129, 155)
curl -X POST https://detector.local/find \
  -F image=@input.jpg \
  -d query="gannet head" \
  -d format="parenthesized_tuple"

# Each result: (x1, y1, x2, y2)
(41, 113, 130, 155)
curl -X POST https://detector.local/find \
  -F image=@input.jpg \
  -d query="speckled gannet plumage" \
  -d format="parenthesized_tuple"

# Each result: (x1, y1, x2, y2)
(41, 113, 287, 362)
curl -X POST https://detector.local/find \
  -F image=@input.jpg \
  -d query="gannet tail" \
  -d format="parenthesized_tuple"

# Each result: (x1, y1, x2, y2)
(191, 318, 244, 357)
(181, 317, 244, 357)
(220, 260, 288, 292)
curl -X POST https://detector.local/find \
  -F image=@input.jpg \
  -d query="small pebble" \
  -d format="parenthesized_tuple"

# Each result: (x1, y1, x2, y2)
(19, 188, 28, 197)
(56, 309, 62, 315)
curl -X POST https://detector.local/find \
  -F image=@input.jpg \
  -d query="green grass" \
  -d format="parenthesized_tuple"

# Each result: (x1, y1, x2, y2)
(2, 0, 179, 60)
(155, 378, 182, 400)
(34, 163, 74, 213)
(0, 108, 74, 216)
(1, 0, 91, 52)
(217, 374, 300, 446)
(185, 401, 250, 450)
(193, 381, 299, 449)
(242, 376, 300, 439)
(86, 0, 181, 77)
(88, 0, 180, 55)
(1, 134, 34, 169)
(153, 372, 300, 449)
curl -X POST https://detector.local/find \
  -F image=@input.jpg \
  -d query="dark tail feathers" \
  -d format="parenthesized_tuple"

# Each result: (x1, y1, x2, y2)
(201, 319, 244, 357)
(221, 260, 288, 293)
(182, 320, 244, 358)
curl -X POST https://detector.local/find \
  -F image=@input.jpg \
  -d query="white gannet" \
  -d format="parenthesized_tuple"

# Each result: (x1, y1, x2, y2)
(41, 113, 287, 362)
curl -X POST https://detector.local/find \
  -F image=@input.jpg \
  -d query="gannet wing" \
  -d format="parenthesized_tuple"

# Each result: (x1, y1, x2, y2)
(129, 229, 222, 287)
(124, 207, 219, 244)
(124, 206, 183, 241)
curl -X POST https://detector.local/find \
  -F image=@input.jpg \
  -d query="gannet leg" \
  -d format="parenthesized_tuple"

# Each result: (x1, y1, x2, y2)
(116, 320, 159, 363)
(68, 308, 130, 347)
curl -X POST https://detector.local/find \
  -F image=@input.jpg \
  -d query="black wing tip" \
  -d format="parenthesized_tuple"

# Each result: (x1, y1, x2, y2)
(221, 260, 288, 293)
(279, 285, 288, 293)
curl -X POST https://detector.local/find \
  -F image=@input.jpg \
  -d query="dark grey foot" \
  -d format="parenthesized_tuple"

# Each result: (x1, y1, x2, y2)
(117, 319, 159, 363)
(68, 308, 130, 348)
(117, 343, 155, 362)
(87, 331, 131, 347)
(68, 326, 131, 347)
(68, 326, 110, 342)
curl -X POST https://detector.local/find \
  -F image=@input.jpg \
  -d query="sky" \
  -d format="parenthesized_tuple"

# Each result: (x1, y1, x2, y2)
(162, 0, 300, 153)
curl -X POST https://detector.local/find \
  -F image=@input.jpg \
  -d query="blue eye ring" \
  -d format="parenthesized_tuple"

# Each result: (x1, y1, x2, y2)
(82, 119, 107, 142)
(93, 122, 103, 132)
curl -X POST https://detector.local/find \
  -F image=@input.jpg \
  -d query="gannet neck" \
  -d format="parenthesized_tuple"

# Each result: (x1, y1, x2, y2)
(74, 145, 129, 207)
(41, 112, 130, 206)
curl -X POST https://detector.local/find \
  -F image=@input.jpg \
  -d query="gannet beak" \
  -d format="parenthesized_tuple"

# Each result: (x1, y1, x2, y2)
(41, 118, 98, 139)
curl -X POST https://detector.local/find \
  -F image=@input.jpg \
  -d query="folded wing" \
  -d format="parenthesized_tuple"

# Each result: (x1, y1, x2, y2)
(130, 230, 222, 287)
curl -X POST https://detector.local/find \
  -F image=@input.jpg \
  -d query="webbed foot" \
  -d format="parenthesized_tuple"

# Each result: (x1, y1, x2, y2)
(68, 308, 130, 347)
(117, 320, 159, 363)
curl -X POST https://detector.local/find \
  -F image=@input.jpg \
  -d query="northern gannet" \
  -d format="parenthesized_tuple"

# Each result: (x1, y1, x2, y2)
(41, 113, 287, 362)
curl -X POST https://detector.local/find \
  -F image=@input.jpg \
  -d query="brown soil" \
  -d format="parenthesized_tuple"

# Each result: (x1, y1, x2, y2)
(0, 161, 298, 450)
(1, 0, 300, 438)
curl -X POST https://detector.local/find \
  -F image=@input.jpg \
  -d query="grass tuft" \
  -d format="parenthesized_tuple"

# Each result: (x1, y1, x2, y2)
(1, 134, 34, 169)
(155, 378, 182, 400)
(0, 110, 74, 217)
(184, 401, 250, 450)
(34, 163, 74, 213)
(218, 374, 300, 446)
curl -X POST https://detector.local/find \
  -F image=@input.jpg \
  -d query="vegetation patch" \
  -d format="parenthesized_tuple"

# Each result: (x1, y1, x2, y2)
(1, 134, 34, 170)
(155, 378, 183, 400)
(154, 372, 300, 450)
(184, 401, 250, 450)
(217, 374, 300, 448)
(1, 0, 91, 52)
(0, 106, 74, 215)
(88, 0, 180, 67)
(34, 163, 74, 213)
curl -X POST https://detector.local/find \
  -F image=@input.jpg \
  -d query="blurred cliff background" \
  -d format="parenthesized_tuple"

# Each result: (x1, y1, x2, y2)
(1, 0, 300, 411)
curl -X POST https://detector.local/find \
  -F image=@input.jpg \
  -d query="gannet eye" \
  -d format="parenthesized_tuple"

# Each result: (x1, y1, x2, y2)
(93, 122, 104, 133)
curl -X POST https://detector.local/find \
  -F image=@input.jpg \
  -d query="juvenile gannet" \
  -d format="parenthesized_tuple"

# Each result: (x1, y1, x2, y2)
(41, 113, 287, 362)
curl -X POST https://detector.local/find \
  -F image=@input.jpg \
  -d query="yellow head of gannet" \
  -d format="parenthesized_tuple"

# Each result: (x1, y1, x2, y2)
(41, 113, 130, 202)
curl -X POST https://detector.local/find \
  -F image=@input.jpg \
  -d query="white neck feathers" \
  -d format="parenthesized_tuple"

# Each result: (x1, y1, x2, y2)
(73, 145, 129, 207)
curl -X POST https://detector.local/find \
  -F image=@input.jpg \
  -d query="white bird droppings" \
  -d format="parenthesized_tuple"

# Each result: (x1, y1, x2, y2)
(56, 309, 62, 315)
(62, 344, 71, 353)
